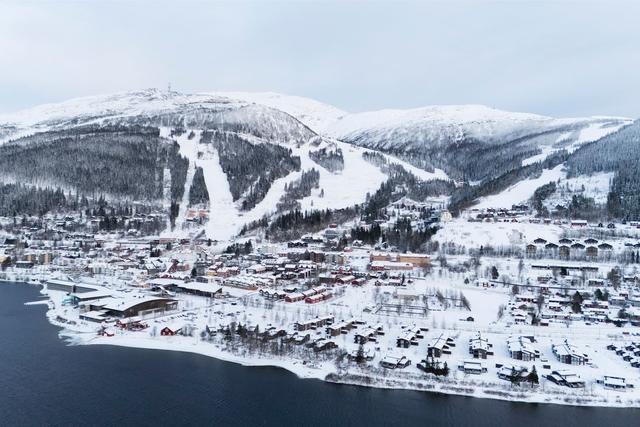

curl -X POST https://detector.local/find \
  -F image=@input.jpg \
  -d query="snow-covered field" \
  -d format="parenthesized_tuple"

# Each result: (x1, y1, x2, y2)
(434, 217, 564, 248)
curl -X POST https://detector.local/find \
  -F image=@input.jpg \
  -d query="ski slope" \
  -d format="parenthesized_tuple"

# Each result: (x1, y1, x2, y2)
(474, 165, 566, 210)
(199, 144, 240, 241)
(165, 131, 449, 242)
(566, 121, 630, 153)
(521, 121, 630, 166)
(173, 131, 201, 232)
(297, 141, 387, 211)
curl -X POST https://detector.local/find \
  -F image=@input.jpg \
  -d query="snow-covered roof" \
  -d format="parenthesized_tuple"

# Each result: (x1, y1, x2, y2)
(102, 296, 175, 313)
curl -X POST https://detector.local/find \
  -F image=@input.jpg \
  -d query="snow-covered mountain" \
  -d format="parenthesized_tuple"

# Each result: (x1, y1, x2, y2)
(0, 90, 442, 241)
(327, 104, 550, 147)
(212, 91, 347, 135)
(132, 91, 628, 182)
(0, 89, 316, 145)
(0, 89, 635, 240)
(320, 105, 629, 181)
(2, 89, 628, 153)
(325, 104, 627, 148)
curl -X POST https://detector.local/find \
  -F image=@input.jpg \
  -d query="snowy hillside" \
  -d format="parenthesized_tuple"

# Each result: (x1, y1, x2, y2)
(214, 91, 347, 135)
(327, 104, 547, 148)
(0, 89, 317, 145)
(0, 89, 237, 128)
(0, 89, 635, 240)
(325, 104, 629, 150)
(165, 129, 448, 241)
(2, 90, 628, 153)
(0, 90, 457, 242)
(521, 121, 630, 166)
(473, 165, 566, 210)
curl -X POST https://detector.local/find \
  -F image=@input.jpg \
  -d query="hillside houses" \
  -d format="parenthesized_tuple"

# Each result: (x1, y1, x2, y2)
(369, 252, 431, 272)
(546, 370, 585, 388)
(458, 360, 487, 375)
(309, 338, 338, 353)
(597, 376, 632, 391)
(355, 324, 384, 344)
(497, 364, 529, 382)
(380, 355, 411, 369)
(326, 318, 361, 337)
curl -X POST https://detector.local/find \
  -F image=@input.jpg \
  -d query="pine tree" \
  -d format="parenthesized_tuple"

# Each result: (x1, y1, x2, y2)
(527, 366, 539, 384)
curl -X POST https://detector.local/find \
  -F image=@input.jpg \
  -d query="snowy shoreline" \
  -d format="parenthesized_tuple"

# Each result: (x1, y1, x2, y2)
(9, 274, 640, 410)
(53, 326, 640, 409)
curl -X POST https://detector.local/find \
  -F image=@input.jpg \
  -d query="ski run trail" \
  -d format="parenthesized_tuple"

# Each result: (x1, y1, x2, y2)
(173, 131, 201, 232)
(160, 128, 452, 243)
(199, 144, 240, 242)
(168, 128, 240, 242)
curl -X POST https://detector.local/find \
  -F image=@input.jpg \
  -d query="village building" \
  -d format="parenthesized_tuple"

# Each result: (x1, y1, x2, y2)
(507, 336, 539, 361)
(427, 333, 455, 357)
(458, 360, 487, 375)
(552, 340, 589, 365)
(597, 376, 630, 391)
(547, 370, 585, 388)
(396, 326, 423, 348)
(380, 355, 411, 369)
(468, 332, 493, 359)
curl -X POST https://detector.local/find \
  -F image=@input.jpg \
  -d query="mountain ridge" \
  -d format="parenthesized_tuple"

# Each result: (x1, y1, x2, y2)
(1, 88, 631, 140)
(0, 89, 636, 240)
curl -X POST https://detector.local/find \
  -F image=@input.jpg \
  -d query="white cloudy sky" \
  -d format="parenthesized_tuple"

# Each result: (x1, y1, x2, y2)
(1, 0, 639, 117)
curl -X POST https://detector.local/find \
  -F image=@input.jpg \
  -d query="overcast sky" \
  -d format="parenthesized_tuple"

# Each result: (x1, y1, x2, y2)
(1, 0, 639, 118)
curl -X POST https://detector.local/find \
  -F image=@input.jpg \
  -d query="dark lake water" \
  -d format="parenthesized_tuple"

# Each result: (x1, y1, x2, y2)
(1, 282, 639, 426)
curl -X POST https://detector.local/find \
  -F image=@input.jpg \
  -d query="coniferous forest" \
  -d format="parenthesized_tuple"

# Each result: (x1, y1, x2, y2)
(277, 168, 320, 212)
(566, 121, 640, 219)
(0, 124, 188, 204)
(309, 147, 344, 172)
(209, 131, 301, 210)
(189, 167, 210, 206)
